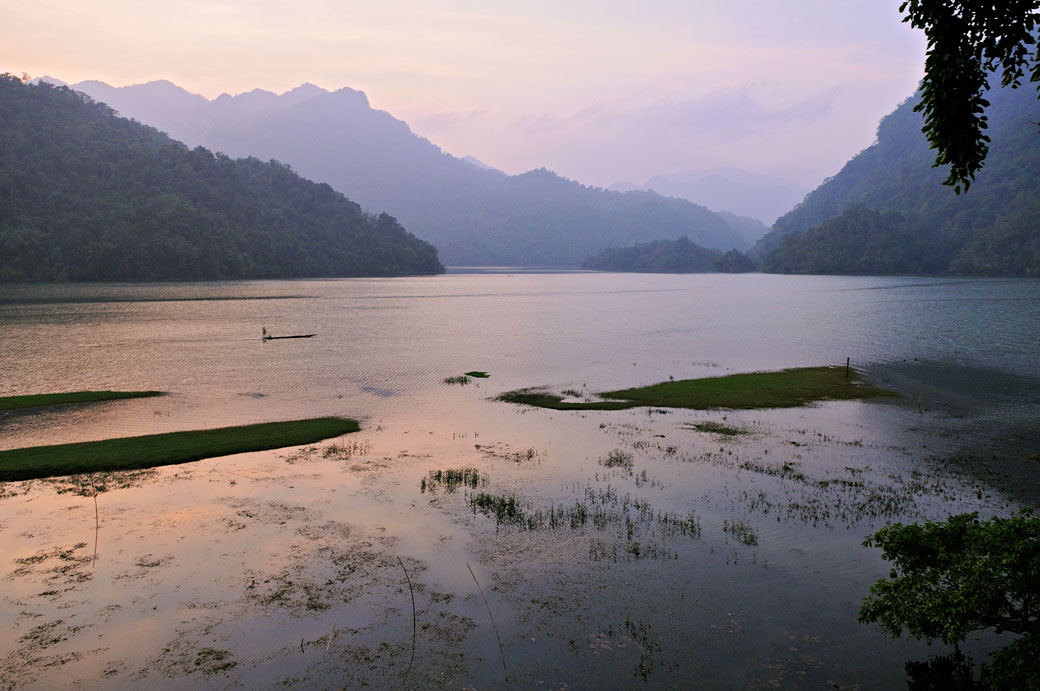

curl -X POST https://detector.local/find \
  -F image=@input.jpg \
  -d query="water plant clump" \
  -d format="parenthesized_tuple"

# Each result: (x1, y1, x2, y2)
(722, 518, 759, 546)
(322, 439, 372, 459)
(464, 482, 702, 552)
(468, 492, 529, 526)
(687, 421, 748, 436)
(729, 455, 990, 528)
(475, 443, 542, 464)
(421, 467, 486, 493)
(443, 375, 472, 385)
(599, 449, 634, 472)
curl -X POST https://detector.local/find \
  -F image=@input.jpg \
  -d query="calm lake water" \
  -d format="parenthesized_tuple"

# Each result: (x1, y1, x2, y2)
(1, 273, 1038, 688)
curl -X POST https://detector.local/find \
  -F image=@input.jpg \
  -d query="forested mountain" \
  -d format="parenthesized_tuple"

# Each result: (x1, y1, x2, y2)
(757, 84, 1040, 275)
(582, 236, 754, 273)
(69, 79, 748, 266)
(0, 76, 443, 281)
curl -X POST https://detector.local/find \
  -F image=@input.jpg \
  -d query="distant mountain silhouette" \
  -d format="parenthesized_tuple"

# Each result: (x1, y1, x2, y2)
(609, 167, 806, 227)
(72, 80, 747, 266)
(757, 85, 1040, 276)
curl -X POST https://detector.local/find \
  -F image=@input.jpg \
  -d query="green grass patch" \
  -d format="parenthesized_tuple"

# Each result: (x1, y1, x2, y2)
(464, 371, 490, 378)
(0, 417, 359, 482)
(497, 366, 897, 411)
(0, 390, 164, 412)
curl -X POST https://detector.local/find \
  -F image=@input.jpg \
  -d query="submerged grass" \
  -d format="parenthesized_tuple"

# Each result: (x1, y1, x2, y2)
(599, 449, 634, 474)
(497, 366, 897, 411)
(687, 421, 748, 436)
(0, 417, 359, 481)
(496, 389, 630, 410)
(422, 467, 486, 493)
(722, 519, 759, 547)
(0, 390, 163, 412)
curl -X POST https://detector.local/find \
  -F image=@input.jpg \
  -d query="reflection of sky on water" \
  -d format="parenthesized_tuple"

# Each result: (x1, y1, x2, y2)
(0, 274, 1037, 687)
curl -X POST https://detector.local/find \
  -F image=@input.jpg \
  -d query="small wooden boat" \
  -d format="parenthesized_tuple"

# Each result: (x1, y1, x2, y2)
(262, 333, 316, 340)
(261, 328, 315, 340)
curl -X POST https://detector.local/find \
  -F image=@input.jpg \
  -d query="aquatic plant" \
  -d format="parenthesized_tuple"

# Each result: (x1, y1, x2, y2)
(322, 439, 372, 458)
(722, 519, 759, 546)
(464, 482, 702, 556)
(421, 468, 485, 493)
(599, 449, 634, 472)
(469, 492, 529, 526)
(687, 421, 748, 436)
(443, 375, 472, 385)
(464, 371, 490, 378)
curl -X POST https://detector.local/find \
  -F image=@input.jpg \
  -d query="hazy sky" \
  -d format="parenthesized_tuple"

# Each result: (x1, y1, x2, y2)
(2, 0, 926, 189)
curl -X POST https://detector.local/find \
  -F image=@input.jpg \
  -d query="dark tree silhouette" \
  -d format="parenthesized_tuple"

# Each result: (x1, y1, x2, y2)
(900, 0, 1040, 192)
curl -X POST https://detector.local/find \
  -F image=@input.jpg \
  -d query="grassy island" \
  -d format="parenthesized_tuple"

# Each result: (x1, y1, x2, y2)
(0, 417, 360, 481)
(0, 390, 164, 412)
(497, 366, 897, 411)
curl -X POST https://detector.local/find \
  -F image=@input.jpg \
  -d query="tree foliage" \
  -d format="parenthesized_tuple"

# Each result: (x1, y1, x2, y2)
(900, 0, 1040, 192)
(860, 511, 1040, 688)
(0, 75, 443, 281)
(581, 236, 754, 273)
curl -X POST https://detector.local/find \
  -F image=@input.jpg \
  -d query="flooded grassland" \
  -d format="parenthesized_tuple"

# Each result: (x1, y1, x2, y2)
(1, 274, 1038, 688)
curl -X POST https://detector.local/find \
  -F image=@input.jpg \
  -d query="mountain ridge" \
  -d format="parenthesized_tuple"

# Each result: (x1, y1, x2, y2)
(609, 167, 806, 227)
(70, 79, 749, 266)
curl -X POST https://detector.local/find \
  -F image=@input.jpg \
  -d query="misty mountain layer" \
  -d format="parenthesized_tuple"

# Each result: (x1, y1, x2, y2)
(0, 76, 443, 281)
(757, 85, 1040, 275)
(71, 79, 748, 266)
(609, 168, 805, 228)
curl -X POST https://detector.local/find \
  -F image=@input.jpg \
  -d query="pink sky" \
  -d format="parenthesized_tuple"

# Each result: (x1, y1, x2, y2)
(1, 0, 926, 189)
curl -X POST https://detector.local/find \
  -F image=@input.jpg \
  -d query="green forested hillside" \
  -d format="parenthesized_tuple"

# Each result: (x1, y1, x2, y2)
(758, 84, 1040, 275)
(0, 75, 443, 281)
(582, 236, 754, 273)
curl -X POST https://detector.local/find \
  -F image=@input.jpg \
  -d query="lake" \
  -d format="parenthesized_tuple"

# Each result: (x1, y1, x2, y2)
(1, 272, 1038, 688)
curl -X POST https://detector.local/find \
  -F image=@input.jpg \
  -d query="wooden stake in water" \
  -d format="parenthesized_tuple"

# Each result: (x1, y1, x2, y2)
(326, 622, 336, 651)
(397, 556, 417, 679)
(467, 563, 508, 690)
(845, 357, 850, 378)
(918, 380, 925, 415)
(89, 474, 99, 568)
